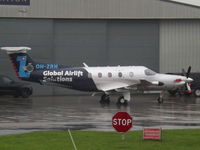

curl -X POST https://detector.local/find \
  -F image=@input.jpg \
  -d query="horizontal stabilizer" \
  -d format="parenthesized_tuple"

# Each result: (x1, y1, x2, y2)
(1, 47, 31, 54)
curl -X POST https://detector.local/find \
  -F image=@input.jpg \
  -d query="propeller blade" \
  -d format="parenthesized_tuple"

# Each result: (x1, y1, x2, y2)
(186, 66, 191, 78)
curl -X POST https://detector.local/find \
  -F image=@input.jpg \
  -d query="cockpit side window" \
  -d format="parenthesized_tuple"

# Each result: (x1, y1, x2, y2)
(144, 69, 156, 76)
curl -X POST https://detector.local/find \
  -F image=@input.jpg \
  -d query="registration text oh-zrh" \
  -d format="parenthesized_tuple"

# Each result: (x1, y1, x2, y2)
(0, 0, 30, 5)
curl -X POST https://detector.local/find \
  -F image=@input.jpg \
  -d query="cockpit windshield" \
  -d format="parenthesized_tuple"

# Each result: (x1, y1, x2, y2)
(144, 69, 156, 76)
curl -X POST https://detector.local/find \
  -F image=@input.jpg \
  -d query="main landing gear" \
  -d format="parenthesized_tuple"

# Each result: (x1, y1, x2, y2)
(100, 92, 131, 105)
(117, 96, 128, 105)
(100, 94, 110, 104)
(117, 91, 130, 105)
(157, 91, 165, 104)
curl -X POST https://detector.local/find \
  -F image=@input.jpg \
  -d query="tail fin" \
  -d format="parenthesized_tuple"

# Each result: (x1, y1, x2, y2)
(1, 47, 35, 80)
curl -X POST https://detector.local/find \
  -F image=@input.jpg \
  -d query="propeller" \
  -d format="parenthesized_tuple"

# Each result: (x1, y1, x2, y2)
(182, 66, 192, 93)
(186, 66, 191, 78)
(182, 66, 191, 77)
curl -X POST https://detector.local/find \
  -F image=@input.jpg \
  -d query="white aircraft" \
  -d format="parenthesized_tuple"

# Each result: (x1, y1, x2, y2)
(1, 47, 193, 104)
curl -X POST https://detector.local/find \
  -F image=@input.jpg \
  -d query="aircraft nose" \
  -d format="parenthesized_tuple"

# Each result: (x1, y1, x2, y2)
(186, 77, 193, 83)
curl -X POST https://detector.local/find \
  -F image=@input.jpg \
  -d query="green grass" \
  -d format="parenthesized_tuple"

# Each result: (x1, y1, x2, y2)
(0, 129, 200, 150)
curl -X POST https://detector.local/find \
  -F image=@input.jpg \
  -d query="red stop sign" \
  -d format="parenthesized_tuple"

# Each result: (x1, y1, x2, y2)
(112, 112, 133, 133)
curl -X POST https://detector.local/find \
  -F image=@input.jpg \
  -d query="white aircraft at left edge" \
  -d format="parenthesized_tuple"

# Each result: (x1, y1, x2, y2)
(1, 47, 193, 104)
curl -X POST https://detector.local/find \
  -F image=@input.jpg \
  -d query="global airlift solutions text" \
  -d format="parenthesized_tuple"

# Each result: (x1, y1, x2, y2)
(42, 70, 84, 82)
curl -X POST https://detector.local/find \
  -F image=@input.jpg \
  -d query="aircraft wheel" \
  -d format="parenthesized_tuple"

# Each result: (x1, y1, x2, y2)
(117, 96, 128, 105)
(157, 97, 164, 104)
(100, 94, 110, 104)
(194, 88, 200, 97)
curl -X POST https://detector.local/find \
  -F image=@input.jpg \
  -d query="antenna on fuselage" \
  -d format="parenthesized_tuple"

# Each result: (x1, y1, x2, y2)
(83, 62, 89, 67)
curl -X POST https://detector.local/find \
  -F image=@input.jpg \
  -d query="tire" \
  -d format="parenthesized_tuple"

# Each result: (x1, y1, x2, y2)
(100, 94, 110, 104)
(20, 88, 32, 98)
(194, 88, 200, 97)
(117, 96, 128, 105)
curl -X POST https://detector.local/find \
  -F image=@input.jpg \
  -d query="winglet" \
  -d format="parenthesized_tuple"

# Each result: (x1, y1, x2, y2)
(83, 62, 89, 67)
(1, 47, 31, 54)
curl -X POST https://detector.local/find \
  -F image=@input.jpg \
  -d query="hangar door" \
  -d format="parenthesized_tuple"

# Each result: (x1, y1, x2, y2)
(107, 20, 159, 68)
(54, 20, 159, 68)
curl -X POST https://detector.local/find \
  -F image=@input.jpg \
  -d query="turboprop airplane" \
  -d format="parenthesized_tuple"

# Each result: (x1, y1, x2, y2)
(1, 47, 193, 105)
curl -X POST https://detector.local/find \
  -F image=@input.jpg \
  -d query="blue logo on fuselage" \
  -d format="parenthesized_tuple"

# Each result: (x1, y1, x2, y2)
(16, 56, 30, 78)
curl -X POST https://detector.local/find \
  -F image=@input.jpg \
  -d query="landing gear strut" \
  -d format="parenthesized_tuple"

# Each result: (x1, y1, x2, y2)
(100, 94, 110, 104)
(157, 96, 164, 104)
(116, 91, 130, 105)
(157, 91, 165, 104)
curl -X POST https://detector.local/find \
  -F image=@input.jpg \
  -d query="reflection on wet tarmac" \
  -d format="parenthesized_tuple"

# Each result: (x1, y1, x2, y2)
(0, 94, 200, 135)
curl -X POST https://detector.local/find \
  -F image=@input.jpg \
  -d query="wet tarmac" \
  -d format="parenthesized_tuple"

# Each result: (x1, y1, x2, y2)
(0, 94, 200, 135)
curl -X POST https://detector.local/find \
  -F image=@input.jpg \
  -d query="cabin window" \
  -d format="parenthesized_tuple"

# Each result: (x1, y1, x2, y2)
(108, 72, 112, 78)
(129, 72, 134, 77)
(98, 72, 102, 78)
(118, 72, 123, 78)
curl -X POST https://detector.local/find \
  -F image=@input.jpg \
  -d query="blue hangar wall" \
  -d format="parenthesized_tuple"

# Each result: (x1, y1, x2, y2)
(0, 19, 159, 95)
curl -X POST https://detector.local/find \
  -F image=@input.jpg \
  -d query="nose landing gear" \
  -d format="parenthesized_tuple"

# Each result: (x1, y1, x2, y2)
(157, 96, 164, 103)
(99, 91, 131, 105)
(157, 91, 165, 104)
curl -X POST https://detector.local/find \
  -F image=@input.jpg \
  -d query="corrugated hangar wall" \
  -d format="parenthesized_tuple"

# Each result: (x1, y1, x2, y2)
(1, 0, 200, 18)
(0, 19, 159, 95)
(160, 20, 200, 73)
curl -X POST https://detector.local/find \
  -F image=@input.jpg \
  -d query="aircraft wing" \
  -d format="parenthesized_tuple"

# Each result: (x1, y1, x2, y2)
(139, 79, 153, 86)
(97, 82, 132, 92)
(98, 79, 162, 92)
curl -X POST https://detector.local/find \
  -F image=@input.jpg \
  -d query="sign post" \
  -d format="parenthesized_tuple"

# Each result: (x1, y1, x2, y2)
(68, 129, 78, 150)
(112, 112, 133, 140)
